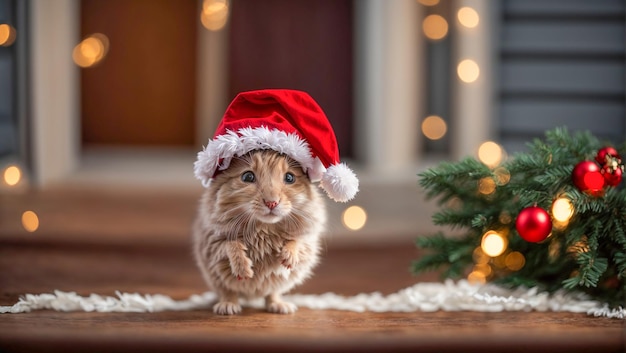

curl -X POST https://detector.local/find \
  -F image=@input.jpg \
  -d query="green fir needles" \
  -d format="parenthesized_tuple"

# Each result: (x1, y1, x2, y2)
(414, 128, 626, 306)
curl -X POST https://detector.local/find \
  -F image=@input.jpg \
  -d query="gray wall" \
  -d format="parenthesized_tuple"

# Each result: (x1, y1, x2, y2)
(498, 0, 625, 152)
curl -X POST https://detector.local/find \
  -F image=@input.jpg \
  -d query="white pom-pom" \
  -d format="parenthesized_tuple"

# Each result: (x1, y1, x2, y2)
(320, 163, 359, 202)
(193, 149, 214, 188)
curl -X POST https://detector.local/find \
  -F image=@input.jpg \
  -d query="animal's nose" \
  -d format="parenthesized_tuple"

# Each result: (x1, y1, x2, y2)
(264, 200, 279, 210)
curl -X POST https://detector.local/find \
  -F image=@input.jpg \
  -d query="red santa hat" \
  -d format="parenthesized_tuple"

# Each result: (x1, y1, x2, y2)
(194, 89, 359, 202)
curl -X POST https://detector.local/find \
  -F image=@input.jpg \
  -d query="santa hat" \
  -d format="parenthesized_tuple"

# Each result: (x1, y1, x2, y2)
(194, 89, 359, 202)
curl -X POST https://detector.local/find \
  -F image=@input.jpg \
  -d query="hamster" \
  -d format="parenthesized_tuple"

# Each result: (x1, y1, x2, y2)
(192, 149, 327, 315)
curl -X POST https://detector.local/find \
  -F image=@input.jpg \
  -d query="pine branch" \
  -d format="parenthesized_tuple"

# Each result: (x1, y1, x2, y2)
(414, 127, 626, 306)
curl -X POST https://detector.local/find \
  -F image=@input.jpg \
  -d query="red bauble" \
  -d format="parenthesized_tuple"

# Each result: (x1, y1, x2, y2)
(602, 164, 623, 186)
(595, 146, 621, 165)
(572, 160, 604, 194)
(516, 206, 552, 243)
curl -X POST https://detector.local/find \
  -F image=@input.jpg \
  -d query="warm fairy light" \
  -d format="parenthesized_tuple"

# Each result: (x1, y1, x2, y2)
(498, 210, 512, 225)
(457, 59, 480, 83)
(342, 205, 367, 231)
(481, 230, 507, 257)
(22, 211, 39, 232)
(473, 263, 492, 277)
(457, 7, 479, 28)
(472, 247, 490, 265)
(552, 197, 574, 223)
(417, 0, 440, 6)
(478, 177, 496, 195)
(493, 167, 511, 186)
(0, 23, 17, 46)
(3, 165, 21, 186)
(422, 14, 448, 41)
(478, 141, 505, 168)
(201, 0, 229, 31)
(421, 115, 447, 140)
(73, 33, 109, 68)
(505, 251, 525, 271)
(467, 270, 487, 285)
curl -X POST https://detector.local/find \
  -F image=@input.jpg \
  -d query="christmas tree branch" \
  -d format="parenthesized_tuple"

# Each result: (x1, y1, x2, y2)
(414, 128, 626, 307)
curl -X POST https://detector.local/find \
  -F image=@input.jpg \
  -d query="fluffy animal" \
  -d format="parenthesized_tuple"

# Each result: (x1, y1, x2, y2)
(192, 150, 327, 315)
(192, 89, 359, 315)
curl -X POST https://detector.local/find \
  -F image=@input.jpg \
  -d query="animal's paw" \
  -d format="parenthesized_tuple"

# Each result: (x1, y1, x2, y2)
(213, 301, 242, 315)
(280, 243, 299, 269)
(230, 255, 254, 280)
(266, 300, 297, 314)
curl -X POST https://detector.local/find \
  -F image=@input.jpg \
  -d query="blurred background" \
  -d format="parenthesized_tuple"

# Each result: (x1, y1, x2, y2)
(0, 0, 625, 247)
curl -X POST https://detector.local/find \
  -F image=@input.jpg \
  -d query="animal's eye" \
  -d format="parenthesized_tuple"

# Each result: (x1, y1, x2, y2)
(284, 172, 295, 184)
(241, 171, 256, 183)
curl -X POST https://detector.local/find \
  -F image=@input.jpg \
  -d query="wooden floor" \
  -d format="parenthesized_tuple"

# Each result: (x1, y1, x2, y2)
(0, 188, 624, 352)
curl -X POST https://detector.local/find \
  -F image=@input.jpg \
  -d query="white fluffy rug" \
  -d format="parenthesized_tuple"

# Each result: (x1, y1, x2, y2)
(1, 280, 623, 319)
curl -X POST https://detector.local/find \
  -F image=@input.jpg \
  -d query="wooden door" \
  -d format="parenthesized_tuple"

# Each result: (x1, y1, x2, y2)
(80, 0, 197, 146)
(228, 0, 354, 157)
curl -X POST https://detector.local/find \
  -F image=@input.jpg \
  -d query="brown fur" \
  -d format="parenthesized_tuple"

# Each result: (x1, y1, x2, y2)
(192, 150, 327, 315)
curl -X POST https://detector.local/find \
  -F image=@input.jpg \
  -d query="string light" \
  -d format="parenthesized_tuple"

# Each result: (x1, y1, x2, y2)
(22, 211, 39, 232)
(3, 165, 21, 186)
(477, 141, 505, 168)
(457, 59, 480, 83)
(457, 7, 479, 28)
(422, 14, 448, 41)
(493, 166, 511, 185)
(552, 196, 574, 230)
(478, 177, 496, 195)
(467, 270, 486, 284)
(498, 210, 512, 225)
(421, 115, 447, 140)
(201, 0, 229, 31)
(342, 205, 367, 231)
(505, 251, 525, 271)
(481, 230, 507, 257)
(0, 23, 17, 47)
(472, 246, 490, 265)
(73, 33, 109, 68)
(417, 0, 440, 6)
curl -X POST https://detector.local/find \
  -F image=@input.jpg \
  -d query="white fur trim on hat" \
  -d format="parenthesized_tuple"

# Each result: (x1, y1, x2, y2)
(320, 163, 359, 202)
(194, 126, 320, 187)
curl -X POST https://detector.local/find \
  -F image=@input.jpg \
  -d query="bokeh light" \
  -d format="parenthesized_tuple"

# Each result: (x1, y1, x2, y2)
(3, 165, 21, 186)
(73, 33, 109, 68)
(481, 230, 507, 257)
(552, 197, 574, 223)
(22, 211, 39, 232)
(422, 14, 448, 41)
(0, 23, 17, 47)
(417, 0, 440, 6)
(473, 263, 492, 278)
(505, 251, 525, 271)
(457, 7, 479, 28)
(467, 270, 487, 285)
(477, 141, 505, 168)
(201, 0, 229, 31)
(493, 166, 511, 185)
(421, 115, 447, 140)
(498, 210, 512, 225)
(478, 177, 496, 195)
(457, 59, 480, 83)
(472, 246, 490, 265)
(342, 205, 367, 231)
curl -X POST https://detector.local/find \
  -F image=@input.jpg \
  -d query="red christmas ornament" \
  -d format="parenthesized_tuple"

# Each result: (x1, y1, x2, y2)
(602, 164, 623, 186)
(595, 146, 624, 187)
(572, 160, 604, 195)
(595, 146, 621, 165)
(516, 206, 552, 243)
